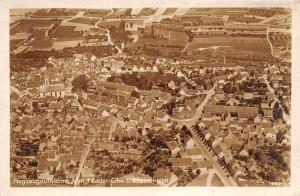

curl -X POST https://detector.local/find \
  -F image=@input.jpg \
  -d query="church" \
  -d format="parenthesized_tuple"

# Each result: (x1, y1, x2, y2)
(39, 73, 66, 98)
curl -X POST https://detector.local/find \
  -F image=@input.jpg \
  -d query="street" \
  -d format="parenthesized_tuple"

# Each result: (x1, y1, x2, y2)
(73, 137, 95, 187)
(171, 83, 238, 186)
(263, 74, 291, 124)
(189, 126, 238, 186)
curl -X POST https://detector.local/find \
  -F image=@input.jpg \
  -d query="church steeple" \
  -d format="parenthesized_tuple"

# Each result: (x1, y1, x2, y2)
(44, 74, 49, 85)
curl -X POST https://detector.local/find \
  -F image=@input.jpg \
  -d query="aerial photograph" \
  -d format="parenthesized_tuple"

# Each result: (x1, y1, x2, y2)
(9, 7, 291, 187)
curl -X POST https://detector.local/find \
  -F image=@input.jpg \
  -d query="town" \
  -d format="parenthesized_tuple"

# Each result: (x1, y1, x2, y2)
(10, 8, 291, 187)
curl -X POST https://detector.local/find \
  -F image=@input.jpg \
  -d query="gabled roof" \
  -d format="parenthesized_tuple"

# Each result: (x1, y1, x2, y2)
(191, 160, 213, 169)
(179, 148, 204, 157)
(167, 141, 180, 151)
(40, 83, 65, 93)
(37, 159, 59, 170)
(231, 143, 244, 151)
(204, 105, 258, 118)
(168, 158, 193, 167)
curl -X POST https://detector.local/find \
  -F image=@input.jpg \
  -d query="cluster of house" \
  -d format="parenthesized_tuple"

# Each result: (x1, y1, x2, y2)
(193, 74, 290, 180)
(265, 63, 291, 113)
(10, 54, 187, 184)
(10, 47, 291, 186)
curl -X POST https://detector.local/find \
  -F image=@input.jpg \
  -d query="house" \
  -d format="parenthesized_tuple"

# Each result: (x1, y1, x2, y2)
(222, 130, 240, 148)
(101, 110, 110, 117)
(76, 120, 86, 130)
(282, 133, 290, 145)
(127, 127, 139, 138)
(239, 147, 249, 158)
(228, 159, 242, 177)
(129, 112, 142, 122)
(223, 149, 233, 164)
(155, 111, 169, 121)
(153, 168, 178, 187)
(204, 131, 211, 141)
(208, 135, 221, 148)
(191, 160, 213, 173)
(226, 97, 240, 106)
(118, 109, 129, 119)
(179, 148, 204, 161)
(81, 99, 101, 110)
(204, 105, 258, 120)
(46, 102, 64, 112)
(231, 143, 244, 152)
(202, 112, 213, 120)
(184, 137, 196, 149)
(168, 158, 193, 169)
(213, 145, 224, 158)
(243, 92, 254, 99)
(267, 92, 275, 101)
(167, 141, 181, 156)
(261, 101, 273, 118)
(37, 158, 60, 175)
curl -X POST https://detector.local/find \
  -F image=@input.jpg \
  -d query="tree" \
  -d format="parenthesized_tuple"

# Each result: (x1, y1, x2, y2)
(273, 107, 283, 120)
(119, 19, 126, 32)
(71, 74, 90, 92)
(144, 166, 155, 176)
(131, 90, 140, 99)
(276, 131, 285, 143)
(124, 165, 133, 174)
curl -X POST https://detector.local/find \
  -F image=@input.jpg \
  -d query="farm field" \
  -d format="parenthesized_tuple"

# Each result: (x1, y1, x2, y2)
(27, 38, 53, 49)
(97, 20, 121, 28)
(97, 18, 145, 29)
(32, 8, 77, 17)
(83, 9, 111, 17)
(51, 39, 83, 50)
(51, 26, 81, 39)
(126, 36, 186, 56)
(185, 8, 249, 21)
(124, 19, 145, 25)
(154, 29, 189, 44)
(187, 36, 270, 53)
(10, 9, 38, 23)
(10, 39, 24, 50)
(137, 8, 157, 16)
(111, 8, 132, 17)
(233, 16, 263, 23)
(187, 8, 249, 13)
(89, 28, 107, 34)
(127, 35, 188, 48)
(163, 8, 177, 15)
(68, 17, 99, 26)
(10, 19, 61, 35)
(60, 22, 94, 31)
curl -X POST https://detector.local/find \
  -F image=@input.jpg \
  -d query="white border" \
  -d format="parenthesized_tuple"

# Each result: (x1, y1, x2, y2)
(1, 0, 299, 196)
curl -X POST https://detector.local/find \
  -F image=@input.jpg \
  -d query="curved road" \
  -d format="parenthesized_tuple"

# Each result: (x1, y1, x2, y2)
(172, 83, 217, 125)
(266, 24, 275, 57)
(94, 19, 122, 54)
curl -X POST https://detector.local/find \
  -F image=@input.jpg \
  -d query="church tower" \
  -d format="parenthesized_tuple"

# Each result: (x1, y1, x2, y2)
(44, 74, 49, 85)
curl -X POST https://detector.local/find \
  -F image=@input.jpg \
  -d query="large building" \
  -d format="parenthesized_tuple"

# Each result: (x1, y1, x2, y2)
(39, 73, 66, 98)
